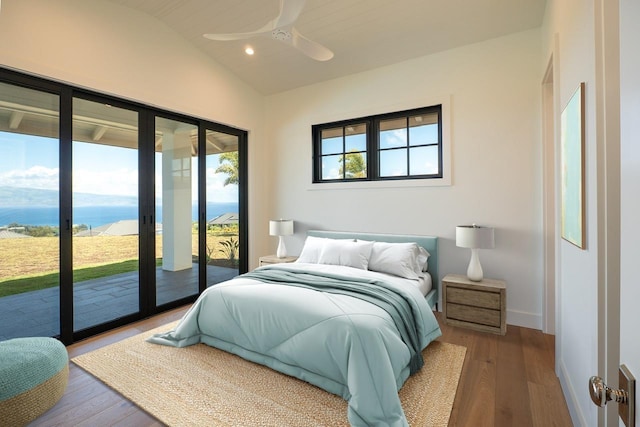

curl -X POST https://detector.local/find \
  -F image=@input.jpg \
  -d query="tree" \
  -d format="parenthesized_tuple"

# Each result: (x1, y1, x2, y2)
(339, 150, 367, 178)
(215, 151, 239, 186)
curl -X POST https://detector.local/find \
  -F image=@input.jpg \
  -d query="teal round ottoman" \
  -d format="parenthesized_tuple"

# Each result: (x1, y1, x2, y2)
(0, 337, 69, 426)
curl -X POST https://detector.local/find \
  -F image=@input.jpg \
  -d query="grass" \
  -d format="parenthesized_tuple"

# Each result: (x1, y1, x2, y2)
(0, 259, 140, 298)
(0, 232, 238, 298)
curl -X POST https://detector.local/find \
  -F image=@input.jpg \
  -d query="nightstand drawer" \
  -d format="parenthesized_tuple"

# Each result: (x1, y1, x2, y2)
(446, 287, 501, 310)
(447, 303, 501, 327)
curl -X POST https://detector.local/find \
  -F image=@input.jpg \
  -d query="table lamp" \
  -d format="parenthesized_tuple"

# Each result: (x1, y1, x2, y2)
(456, 225, 495, 281)
(269, 219, 294, 258)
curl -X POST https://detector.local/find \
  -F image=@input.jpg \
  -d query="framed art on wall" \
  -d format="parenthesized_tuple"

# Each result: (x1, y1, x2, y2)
(560, 82, 586, 249)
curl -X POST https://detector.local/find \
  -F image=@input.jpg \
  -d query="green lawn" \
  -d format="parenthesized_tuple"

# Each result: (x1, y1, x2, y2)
(0, 259, 151, 298)
(0, 231, 238, 298)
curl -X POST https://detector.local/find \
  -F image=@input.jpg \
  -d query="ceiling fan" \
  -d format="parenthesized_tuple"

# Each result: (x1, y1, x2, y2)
(203, 0, 334, 62)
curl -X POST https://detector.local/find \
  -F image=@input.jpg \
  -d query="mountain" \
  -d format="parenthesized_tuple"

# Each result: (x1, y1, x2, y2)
(0, 186, 138, 207)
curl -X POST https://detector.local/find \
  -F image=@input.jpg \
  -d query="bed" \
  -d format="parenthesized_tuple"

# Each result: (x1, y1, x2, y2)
(148, 231, 441, 426)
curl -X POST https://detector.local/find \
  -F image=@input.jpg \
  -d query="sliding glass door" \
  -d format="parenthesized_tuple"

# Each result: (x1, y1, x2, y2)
(0, 68, 247, 344)
(72, 98, 140, 331)
(0, 81, 61, 340)
(154, 116, 199, 306)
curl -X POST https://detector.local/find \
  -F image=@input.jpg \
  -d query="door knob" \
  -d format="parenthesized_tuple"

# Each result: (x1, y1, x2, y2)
(589, 365, 635, 427)
(589, 376, 628, 407)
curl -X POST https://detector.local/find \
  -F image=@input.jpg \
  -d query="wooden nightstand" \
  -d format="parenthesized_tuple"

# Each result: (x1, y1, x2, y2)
(259, 254, 298, 266)
(442, 273, 506, 335)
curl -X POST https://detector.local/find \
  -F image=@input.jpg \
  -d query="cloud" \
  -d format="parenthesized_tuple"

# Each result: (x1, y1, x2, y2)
(1, 162, 238, 203)
(205, 167, 238, 203)
(0, 166, 59, 190)
(381, 129, 407, 147)
(73, 167, 138, 196)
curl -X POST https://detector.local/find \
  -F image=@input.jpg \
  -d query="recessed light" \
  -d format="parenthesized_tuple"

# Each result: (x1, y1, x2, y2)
(245, 47, 254, 55)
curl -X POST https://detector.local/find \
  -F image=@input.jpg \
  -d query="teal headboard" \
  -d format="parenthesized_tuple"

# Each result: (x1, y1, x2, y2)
(307, 230, 439, 309)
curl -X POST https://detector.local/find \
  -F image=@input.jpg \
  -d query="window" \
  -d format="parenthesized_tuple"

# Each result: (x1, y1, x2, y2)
(312, 105, 442, 183)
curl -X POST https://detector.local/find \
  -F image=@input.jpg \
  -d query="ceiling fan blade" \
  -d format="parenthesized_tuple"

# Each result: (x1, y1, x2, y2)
(204, 2, 291, 41)
(275, 0, 307, 28)
(291, 27, 334, 61)
(203, 31, 265, 41)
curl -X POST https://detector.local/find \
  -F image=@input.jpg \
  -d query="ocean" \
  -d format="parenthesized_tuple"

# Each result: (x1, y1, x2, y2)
(0, 202, 239, 227)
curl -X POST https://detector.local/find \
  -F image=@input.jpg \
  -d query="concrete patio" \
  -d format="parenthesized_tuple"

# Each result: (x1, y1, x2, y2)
(0, 264, 238, 341)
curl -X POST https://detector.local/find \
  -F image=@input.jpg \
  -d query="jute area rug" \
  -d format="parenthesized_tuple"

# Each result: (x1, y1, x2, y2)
(72, 322, 466, 426)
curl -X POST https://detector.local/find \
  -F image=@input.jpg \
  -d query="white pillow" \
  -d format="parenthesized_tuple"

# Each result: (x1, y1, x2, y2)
(317, 239, 374, 270)
(296, 236, 356, 264)
(296, 236, 329, 263)
(417, 246, 430, 272)
(367, 241, 430, 279)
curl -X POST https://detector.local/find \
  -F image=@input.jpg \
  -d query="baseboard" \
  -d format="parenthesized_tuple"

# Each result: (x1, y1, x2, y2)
(557, 357, 586, 426)
(506, 309, 541, 330)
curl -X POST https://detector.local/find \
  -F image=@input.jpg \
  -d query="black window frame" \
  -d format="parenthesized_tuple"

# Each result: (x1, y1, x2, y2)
(312, 105, 443, 183)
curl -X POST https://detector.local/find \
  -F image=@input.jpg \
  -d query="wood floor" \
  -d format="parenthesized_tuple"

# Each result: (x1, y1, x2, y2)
(30, 307, 574, 427)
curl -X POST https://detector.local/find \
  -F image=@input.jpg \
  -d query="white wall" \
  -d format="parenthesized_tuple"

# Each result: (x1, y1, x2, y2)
(264, 30, 543, 329)
(541, 0, 599, 425)
(0, 0, 269, 263)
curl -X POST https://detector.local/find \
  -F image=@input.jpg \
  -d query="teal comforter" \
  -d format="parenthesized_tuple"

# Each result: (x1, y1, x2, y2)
(148, 263, 442, 426)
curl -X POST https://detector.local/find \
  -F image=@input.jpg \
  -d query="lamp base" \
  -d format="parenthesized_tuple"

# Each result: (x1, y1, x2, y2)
(276, 236, 287, 258)
(466, 248, 484, 282)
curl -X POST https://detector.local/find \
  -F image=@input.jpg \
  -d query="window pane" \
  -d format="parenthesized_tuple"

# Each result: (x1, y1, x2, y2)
(409, 123, 439, 146)
(322, 154, 343, 180)
(345, 133, 366, 152)
(205, 130, 240, 288)
(321, 127, 343, 155)
(345, 123, 366, 152)
(380, 117, 407, 149)
(409, 113, 438, 127)
(380, 148, 407, 177)
(321, 136, 342, 155)
(154, 117, 199, 306)
(409, 146, 439, 175)
(380, 117, 406, 132)
(0, 82, 60, 340)
(344, 152, 367, 179)
(72, 98, 139, 331)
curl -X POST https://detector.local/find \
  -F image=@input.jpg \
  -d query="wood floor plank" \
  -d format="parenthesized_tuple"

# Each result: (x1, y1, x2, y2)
(29, 307, 573, 426)
(494, 326, 535, 426)
(30, 377, 116, 426)
(75, 400, 145, 427)
(521, 326, 557, 386)
(109, 410, 162, 427)
(448, 358, 496, 426)
(528, 381, 574, 427)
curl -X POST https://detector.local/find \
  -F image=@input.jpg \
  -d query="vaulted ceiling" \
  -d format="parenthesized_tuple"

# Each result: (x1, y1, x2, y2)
(106, 0, 547, 95)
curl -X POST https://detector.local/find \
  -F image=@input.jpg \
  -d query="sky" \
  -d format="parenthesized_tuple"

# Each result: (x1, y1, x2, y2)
(0, 132, 238, 204)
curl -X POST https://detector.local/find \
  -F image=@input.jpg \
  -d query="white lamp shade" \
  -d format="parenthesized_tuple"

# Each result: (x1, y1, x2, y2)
(269, 219, 294, 236)
(456, 225, 495, 282)
(456, 225, 495, 249)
